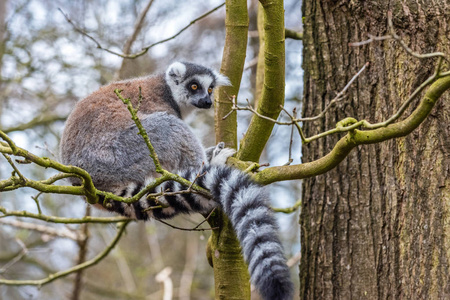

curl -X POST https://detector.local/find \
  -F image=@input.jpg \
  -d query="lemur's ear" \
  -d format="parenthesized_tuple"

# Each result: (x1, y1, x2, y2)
(213, 70, 232, 87)
(166, 62, 186, 85)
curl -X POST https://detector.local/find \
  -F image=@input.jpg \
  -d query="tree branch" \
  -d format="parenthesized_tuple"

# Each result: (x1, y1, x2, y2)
(253, 75, 450, 184)
(0, 221, 130, 286)
(59, 3, 225, 59)
(214, 0, 248, 149)
(114, 0, 156, 80)
(236, 0, 285, 162)
(0, 219, 84, 241)
(0, 206, 131, 224)
(285, 28, 302, 40)
(2, 115, 67, 134)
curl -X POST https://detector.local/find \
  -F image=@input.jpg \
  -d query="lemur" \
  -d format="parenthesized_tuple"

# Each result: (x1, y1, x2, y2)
(60, 62, 293, 300)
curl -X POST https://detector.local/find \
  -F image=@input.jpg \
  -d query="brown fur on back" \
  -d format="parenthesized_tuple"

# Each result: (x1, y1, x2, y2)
(61, 74, 177, 151)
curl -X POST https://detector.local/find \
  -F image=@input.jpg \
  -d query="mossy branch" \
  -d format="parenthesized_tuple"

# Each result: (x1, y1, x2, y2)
(114, 88, 163, 173)
(253, 75, 450, 184)
(272, 199, 302, 214)
(209, 1, 251, 299)
(236, 0, 285, 162)
(214, 0, 248, 149)
(0, 138, 98, 204)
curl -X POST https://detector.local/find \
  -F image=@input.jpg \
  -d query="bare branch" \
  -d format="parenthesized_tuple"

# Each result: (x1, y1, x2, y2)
(59, 3, 225, 59)
(0, 135, 98, 204)
(2, 153, 26, 183)
(0, 239, 28, 274)
(2, 115, 66, 134)
(348, 34, 392, 47)
(71, 206, 91, 300)
(349, 11, 448, 63)
(0, 219, 83, 241)
(0, 206, 131, 224)
(157, 217, 218, 232)
(156, 207, 218, 232)
(0, 221, 130, 286)
(122, 0, 155, 56)
(114, 0, 156, 80)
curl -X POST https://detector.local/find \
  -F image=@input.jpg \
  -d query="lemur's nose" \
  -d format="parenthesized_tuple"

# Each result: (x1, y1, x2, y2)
(198, 96, 212, 108)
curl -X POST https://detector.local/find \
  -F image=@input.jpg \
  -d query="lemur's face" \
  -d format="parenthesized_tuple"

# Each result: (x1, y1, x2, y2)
(184, 74, 215, 109)
(165, 62, 231, 111)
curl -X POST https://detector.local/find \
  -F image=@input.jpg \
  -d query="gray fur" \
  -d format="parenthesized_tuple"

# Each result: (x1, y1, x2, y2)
(60, 62, 293, 300)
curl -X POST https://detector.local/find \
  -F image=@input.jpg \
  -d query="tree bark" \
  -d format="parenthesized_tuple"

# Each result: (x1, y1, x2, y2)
(210, 1, 251, 299)
(300, 1, 450, 299)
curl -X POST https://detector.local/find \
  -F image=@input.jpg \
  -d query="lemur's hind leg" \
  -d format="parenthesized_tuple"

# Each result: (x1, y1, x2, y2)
(206, 142, 236, 165)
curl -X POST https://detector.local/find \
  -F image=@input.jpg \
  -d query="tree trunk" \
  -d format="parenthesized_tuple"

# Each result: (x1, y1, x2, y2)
(300, 1, 450, 299)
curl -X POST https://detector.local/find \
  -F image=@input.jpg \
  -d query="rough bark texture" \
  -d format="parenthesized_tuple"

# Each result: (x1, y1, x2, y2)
(300, 1, 450, 299)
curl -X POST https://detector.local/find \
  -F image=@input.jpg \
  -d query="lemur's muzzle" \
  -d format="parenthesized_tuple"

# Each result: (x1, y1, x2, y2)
(196, 96, 212, 109)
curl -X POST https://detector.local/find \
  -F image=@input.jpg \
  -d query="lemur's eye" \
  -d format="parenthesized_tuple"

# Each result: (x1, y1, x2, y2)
(208, 87, 213, 94)
(191, 84, 198, 91)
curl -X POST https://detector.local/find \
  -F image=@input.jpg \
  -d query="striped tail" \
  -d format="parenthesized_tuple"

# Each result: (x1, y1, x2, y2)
(103, 164, 294, 300)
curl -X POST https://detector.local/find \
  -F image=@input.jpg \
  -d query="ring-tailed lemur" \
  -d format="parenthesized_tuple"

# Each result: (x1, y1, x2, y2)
(60, 62, 293, 300)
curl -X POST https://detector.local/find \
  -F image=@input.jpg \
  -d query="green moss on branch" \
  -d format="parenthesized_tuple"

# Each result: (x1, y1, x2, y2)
(237, 0, 285, 162)
(253, 75, 450, 184)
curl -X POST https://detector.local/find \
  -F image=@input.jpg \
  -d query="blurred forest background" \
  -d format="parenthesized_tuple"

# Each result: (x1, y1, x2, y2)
(0, 0, 302, 299)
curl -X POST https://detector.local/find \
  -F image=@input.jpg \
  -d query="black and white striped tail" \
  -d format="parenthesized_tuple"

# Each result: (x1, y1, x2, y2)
(102, 165, 294, 300)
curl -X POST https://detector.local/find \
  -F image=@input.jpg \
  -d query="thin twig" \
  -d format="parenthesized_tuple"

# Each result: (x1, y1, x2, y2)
(156, 219, 217, 232)
(31, 192, 43, 215)
(0, 239, 28, 274)
(348, 34, 392, 47)
(284, 108, 296, 166)
(193, 208, 216, 230)
(2, 153, 26, 183)
(223, 62, 369, 129)
(59, 3, 225, 59)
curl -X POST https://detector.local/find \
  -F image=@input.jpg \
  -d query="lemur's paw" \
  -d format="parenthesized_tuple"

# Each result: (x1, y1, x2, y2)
(209, 142, 236, 165)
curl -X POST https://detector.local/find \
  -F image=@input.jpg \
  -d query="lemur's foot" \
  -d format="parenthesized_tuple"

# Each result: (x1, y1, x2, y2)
(206, 142, 236, 165)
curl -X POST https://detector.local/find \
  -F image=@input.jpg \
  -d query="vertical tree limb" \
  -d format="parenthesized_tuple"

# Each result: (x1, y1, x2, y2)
(71, 206, 91, 300)
(254, 3, 265, 107)
(214, 0, 248, 149)
(236, 0, 285, 162)
(210, 0, 251, 299)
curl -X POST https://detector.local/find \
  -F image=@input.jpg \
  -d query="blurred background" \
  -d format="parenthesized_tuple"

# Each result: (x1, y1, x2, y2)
(0, 0, 302, 299)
